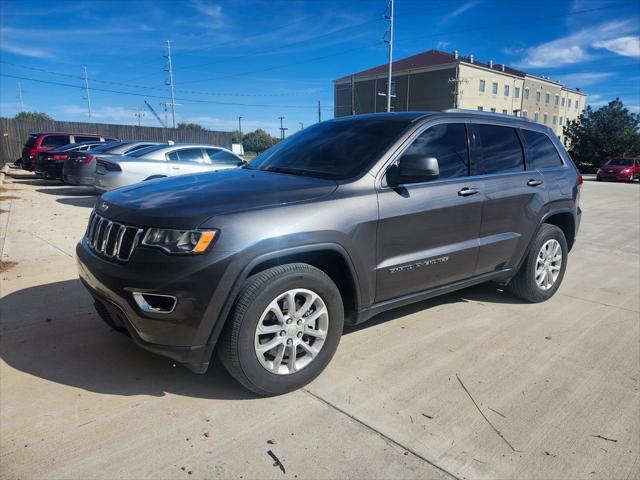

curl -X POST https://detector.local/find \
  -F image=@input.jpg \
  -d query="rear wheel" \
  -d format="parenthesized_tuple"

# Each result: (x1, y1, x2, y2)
(218, 263, 344, 396)
(508, 224, 568, 302)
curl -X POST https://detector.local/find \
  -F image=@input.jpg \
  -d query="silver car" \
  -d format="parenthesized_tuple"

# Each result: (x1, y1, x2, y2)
(93, 143, 243, 193)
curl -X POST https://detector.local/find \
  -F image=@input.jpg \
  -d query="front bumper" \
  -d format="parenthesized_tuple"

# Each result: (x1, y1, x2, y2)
(76, 237, 235, 373)
(597, 172, 632, 181)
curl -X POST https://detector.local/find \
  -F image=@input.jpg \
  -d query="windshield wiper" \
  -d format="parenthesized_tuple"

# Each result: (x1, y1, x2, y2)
(261, 166, 310, 177)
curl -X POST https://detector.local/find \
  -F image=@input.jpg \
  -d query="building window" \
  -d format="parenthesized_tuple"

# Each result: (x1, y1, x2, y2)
(534, 112, 539, 122)
(561, 97, 565, 107)
(553, 115, 557, 125)
(536, 91, 541, 103)
(575, 100, 579, 110)
(568, 99, 572, 108)
(492, 82, 498, 94)
(515, 87, 520, 98)
(490, 107, 496, 112)
(560, 117, 563, 125)
(543, 113, 548, 124)
(502, 109, 508, 114)
(479, 79, 485, 93)
(504, 85, 509, 96)
(554, 95, 559, 106)
(522, 111, 528, 119)
(545, 93, 550, 105)
(477, 106, 484, 111)
(524, 88, 529, 100)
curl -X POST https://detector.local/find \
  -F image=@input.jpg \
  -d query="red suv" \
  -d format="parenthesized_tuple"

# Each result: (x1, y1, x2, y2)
(21, 132, 118, 171)
(596, 157, 640, 182)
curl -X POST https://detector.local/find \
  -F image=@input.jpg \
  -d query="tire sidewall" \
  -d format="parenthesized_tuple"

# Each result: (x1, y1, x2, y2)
(234, 270, 344, 395)
(524, 225, 568, 300)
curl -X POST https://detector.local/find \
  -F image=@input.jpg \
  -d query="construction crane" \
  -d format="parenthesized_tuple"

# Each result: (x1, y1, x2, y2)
(144, 100, 166, 128)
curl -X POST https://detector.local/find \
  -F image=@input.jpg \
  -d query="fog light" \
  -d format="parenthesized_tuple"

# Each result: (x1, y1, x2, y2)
(132, 292, 177, 314)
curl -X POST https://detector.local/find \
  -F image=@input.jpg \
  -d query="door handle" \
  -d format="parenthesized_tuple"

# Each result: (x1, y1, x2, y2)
(458, 187, 479, 197)
(527, 179, 543, 187)
(171, 166, 180, 170)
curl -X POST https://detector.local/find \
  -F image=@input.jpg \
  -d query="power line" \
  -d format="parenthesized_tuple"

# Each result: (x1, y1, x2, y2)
(0, 73, 334, 109)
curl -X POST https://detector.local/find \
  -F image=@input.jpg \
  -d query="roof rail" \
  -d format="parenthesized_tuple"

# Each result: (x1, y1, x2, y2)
(442, 108, 535, 122)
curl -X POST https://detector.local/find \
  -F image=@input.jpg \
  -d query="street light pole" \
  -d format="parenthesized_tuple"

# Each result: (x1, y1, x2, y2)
(385, 0, 394, 113)
(238, 116, 243, 137)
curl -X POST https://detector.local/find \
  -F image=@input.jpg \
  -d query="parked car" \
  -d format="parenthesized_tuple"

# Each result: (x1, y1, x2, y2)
(21, 132, 118, 171)
(596, 157, 639, 182)
(35, 141, 111, 180)
(77, 112, 582, 395)
(63, 141, 163, 186)
(93, 143, 243, 193)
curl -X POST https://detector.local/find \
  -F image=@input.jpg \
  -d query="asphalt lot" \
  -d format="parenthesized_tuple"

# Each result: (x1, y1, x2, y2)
(1, 172, 638, 480)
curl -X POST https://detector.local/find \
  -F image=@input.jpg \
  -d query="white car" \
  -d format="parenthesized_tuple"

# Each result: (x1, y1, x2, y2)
(93, 143, 244, 193)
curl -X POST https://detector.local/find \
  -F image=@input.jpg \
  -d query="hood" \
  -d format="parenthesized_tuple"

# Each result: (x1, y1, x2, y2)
(97, 168, 338, 228)
(602, 164, 632, 170)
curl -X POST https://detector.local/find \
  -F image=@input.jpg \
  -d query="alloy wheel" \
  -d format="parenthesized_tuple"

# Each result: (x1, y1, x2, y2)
(535, 239, 562, 290)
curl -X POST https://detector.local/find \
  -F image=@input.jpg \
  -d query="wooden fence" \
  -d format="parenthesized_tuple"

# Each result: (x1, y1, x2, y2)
(0, 118, 233, 165)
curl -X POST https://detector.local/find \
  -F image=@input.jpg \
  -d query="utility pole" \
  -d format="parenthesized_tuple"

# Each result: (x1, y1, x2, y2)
(17, 82, 25, 112)
(165, 40, 177, 128)
(299, 122, 304, 130)
(448, 66, 468, 110)
(83, 66, 92, 120)
(317, 100, 321, 123)
(238, 116, 243, 137)
(385, 0, 394, 113)
(134, 106, 145, 126)
(351, 74, 355, 115)
(278, 116, 287, 140)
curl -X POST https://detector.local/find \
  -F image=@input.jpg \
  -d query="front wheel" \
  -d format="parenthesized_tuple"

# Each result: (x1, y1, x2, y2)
(508, 224, 568, 302)
(218, 263, 344, 396)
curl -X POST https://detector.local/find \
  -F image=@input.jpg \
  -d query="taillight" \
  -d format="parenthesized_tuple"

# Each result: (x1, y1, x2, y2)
(52, 154, 67, 160)
(81, 154, 94, 164)
(28, 148, 37, 159)
(577, 174, 583, 187)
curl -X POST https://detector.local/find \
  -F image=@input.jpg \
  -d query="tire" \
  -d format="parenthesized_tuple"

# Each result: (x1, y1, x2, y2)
(218, 263, 344, 396)
(508, 224, 568, 303)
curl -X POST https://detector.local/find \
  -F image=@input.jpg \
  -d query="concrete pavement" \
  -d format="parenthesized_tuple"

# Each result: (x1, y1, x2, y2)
(1, 172, 638, 479)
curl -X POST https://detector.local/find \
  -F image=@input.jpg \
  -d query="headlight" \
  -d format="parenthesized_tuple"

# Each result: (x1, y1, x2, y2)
(142, 228, 218, 254)
(621, 168, 631, 174)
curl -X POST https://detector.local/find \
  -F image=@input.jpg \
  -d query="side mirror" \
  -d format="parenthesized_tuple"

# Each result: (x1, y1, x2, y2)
(390, 155, 439, 185)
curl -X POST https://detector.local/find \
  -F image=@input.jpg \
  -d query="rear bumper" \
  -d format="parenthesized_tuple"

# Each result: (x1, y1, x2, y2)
(63, 163, 95, 186)
(63, 172, 95, 186)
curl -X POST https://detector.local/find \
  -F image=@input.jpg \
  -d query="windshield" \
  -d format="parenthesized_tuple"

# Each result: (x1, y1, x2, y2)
(89, 141, 127, 153)
(128, 144, 168, 157)
(608, 158, 634, 166)
(251, 117, 413, 180)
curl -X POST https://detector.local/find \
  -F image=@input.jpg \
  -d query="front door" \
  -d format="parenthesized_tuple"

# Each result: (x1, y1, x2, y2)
(166, 148, 209, 176)
(375, 122, 484, 302)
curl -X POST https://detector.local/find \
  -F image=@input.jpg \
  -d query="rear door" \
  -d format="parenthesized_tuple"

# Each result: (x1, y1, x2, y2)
(375, 121, 484, 302)
(166, 148, 209, 175)
(470, 123, 546, 275)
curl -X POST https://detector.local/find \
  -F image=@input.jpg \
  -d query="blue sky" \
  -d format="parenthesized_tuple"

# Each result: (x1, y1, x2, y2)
(0, 0, 638, 136)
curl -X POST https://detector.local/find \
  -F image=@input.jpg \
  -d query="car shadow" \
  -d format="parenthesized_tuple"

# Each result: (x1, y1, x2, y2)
(2, 278, 525, 400)
(11, 179, 61, 187)
(56, 197, 98, 208)
(1, 279, 258, 401)
(36, 187, 96, 197)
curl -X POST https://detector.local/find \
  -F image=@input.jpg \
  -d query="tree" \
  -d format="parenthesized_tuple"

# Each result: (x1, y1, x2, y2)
(564, 98, 640, 171)
(14, 111, 53, 121)
(231, 130, 243, 144)
(242, 129, 278, 154)
(177, 122, 206, 130)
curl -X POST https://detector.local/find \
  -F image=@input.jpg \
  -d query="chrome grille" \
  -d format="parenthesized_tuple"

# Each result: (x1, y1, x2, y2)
(86, 211, 142, 261)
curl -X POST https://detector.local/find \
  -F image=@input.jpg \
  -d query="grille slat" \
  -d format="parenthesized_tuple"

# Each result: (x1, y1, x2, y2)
(85, 212, 142, 262)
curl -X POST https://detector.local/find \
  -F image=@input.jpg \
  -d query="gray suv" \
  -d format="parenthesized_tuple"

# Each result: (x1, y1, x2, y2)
(76, 111, 582, 395)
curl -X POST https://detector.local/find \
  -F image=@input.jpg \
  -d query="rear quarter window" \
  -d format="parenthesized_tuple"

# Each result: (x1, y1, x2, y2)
(473, 124, 524, 174)
(521, 130, 563, 169)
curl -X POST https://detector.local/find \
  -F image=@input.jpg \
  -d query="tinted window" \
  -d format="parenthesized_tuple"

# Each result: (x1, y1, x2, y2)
(252, 117, 412, 180)
(608, 158, 634, 166)
(173, 148, 205, 163)
(206, 149, 240, 165)
(25, 136, 37, 148)
(124, 144, 156, 154)
(521, 130, 563, 169)
(401, 123, 468, 179)
(41, 135, 70, 148)
(167, 151, 179, 162)
(474, 125, 524, 174)
(90, 141, 127, 153)
(74, 135, 100, 143)
(129, 145, 167, 157)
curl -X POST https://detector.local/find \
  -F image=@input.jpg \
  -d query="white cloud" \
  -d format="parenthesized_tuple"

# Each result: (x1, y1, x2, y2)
(593, 36, 640, 57)
(0, 41, 54, 59)
(436, 41, 450, 50)
(557, 72, 613, 87)
(187, 116, 279, 132)
(517, 20, 639, 68)
(189, 0, 224, 28)
(56, 105, 138, 123)
(438, 1, 478, 26)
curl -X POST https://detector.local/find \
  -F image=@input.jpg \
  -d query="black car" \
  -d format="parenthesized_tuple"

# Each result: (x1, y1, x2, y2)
(77, 111, 582, 395)
(35, 141, 113, 179)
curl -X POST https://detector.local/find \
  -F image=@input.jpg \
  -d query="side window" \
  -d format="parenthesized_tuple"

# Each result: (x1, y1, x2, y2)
(74, 135, 100, 143)
(521, 129, 563, 169)
(167, 151, 180, 162)
(171, 148, 205, 163)
(205, 149, 241, 165)
(474, 124, 524, 174)
(41, 135, 70, 147)
(401, 123, 469, 180)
